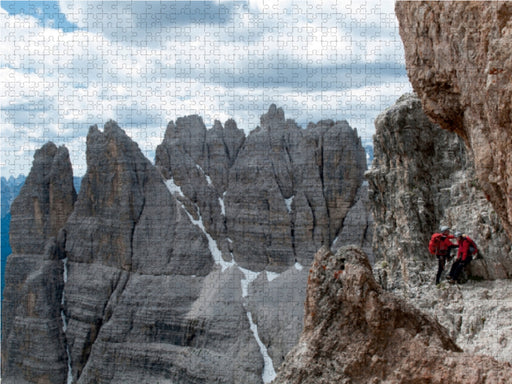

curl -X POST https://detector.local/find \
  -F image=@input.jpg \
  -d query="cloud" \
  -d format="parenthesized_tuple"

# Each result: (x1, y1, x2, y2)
(1, 0, 411, 177)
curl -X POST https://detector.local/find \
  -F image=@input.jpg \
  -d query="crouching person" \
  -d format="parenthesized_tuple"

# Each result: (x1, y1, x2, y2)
(448, 232, 478, 283)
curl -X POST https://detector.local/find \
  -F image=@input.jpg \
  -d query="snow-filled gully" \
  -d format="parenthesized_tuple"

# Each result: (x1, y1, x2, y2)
(164, 177, 282, 383)
(61, 257, 73, 384)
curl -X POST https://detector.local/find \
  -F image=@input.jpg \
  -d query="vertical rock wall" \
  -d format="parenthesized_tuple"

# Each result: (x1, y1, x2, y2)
(367, 93, 512, 363)
(367, 93, 512, 292)
(395, 1, 512, 241)
(2, 143, 76, 384)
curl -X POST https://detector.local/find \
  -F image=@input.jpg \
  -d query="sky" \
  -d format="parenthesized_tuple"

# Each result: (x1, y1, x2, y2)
(0, 0, 412, 177)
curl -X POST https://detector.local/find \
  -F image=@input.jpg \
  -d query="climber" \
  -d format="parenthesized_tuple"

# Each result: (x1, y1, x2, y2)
(429, 225, 457, 285)
(448, 232, 478, 283)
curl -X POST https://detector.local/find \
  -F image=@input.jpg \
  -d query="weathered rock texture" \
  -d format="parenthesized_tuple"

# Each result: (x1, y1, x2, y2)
(366, 93, 512, 362)
(156, 105, 370, 272)
(2, 143, 76, 384)
(273, 246, 512, 384)
(3, 107, 370, 384)
(396, 1, 512, 241)
(366, 93, 512, 292)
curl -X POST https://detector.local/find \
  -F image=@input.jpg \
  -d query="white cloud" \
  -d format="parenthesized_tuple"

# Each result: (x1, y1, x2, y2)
(2, 0, 408, 176)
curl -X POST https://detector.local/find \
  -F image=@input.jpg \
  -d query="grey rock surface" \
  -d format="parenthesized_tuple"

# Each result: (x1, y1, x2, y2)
(3, 107, 369, 384)
(157, 105, 368, 272)
(9, 142, 76, 255)
(2, 143, 76, 384)
(366, 93, 512, 364)
(366, 93, 512, 292)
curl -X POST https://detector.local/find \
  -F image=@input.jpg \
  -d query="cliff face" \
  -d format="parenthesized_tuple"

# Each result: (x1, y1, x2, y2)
(156, 105, 369, 272)
(2, 143, 76, 384)
(367, 93, 512, 291)
(272, 246, 512, 384)
(2, 106, 369, 384)
(395, 1, 512, 241)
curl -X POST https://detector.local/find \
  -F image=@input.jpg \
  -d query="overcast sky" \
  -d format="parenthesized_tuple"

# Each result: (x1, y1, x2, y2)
(1, 0, 411, 177)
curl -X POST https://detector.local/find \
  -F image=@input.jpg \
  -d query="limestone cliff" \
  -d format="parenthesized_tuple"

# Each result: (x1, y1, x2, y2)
(156, 105, 369, 272)
(366, 93, 512, 291)
(272, 246, 512, 384)
(366, 93, 512, 363)
(2, 143, 76, 384)
(2, 107, 369, 384)
(395, 1, 512, 241)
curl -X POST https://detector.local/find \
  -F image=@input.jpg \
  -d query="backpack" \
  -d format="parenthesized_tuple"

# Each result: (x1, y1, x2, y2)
(428, 233, 443, 255)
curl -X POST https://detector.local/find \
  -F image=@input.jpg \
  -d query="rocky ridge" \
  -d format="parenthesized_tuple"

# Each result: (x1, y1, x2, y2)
(272, 246, 512, 384)
(2, 106, 369, 384)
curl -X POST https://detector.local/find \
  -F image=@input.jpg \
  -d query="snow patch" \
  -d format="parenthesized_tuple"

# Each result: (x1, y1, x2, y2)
(195, 164, 212, 185)
(294, 262, 304, 271)
(284, 196, 294, 213)
(238, 267, 260, 298)
(266, 271, 280, 282)
(164, 179, 234, 271)
(164, 178, 185, 198)
(247, 311, 276, 383)
(60, 258, 73, 384)
(219, 196, 225, 216)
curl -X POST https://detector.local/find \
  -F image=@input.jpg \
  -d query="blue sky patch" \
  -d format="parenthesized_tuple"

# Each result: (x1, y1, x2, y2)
(1, 0, 78, 32)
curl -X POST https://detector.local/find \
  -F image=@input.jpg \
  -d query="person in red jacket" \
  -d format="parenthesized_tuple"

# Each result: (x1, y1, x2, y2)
(430, 226, 457, 284)
(448, 232, 478, 283)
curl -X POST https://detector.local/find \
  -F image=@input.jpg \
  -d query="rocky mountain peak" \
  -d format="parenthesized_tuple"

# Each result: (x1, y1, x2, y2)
(3, 105, 370, 384)
(9, 141, 76, 255)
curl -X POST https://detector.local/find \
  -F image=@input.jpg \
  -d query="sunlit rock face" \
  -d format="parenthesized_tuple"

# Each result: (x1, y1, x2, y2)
(395, 1, 512, 241)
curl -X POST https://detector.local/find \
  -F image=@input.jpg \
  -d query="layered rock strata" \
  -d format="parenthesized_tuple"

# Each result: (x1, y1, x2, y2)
(3, 107, 370, 384)
(272, 246, 512, 384)
(395, 1, 512, 241)
(2, 143, 76, 384)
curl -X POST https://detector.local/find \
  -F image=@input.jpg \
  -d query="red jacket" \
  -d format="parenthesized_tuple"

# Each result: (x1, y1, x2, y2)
(430, 233, 456, 255)
(457, 235, 478, 261)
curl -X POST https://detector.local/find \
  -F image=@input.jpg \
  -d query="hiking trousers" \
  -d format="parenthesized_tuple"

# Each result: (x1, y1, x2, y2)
(435, 254, 447, 285)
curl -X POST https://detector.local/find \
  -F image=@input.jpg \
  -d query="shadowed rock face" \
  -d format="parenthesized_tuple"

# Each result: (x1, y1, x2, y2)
(366, 94, 512, 292)
(2, 143, 76, 384)
(272, 246, 512, 384)
(395, 1, 512, 241)
(9, 143, 76, 255)
(3, 107, 370, 384)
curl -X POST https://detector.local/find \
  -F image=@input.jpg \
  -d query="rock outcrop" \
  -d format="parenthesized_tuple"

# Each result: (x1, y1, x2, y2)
(3, 107, 370, 384)
(395, 1, 512, 241)
(273, 246, 512, 384)
(366, 93, 512, 292)
(2, 143, 76, 384)
(366, 93, 512, 362)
